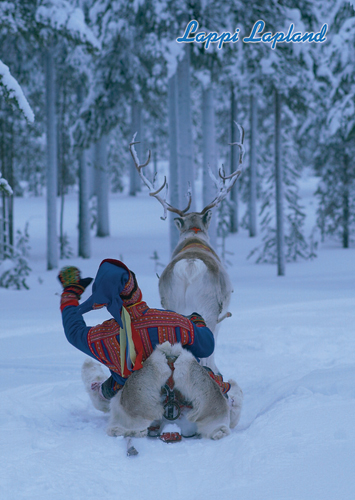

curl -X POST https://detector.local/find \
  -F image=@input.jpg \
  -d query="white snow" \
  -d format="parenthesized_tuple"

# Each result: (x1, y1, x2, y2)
(0, 59, 35, 123)
(0, 180, 355, 499)
(165, 40, 185, 78)
(0, 174, 14, 195)
(36, 1, 100, 50)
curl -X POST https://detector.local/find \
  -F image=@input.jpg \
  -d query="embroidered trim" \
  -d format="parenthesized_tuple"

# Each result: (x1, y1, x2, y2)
(203, 367, 231, 394)
(87, 320, 123, 375)
(60, 292, 79, 312)
(132, 310, 195, 347)
(85, 306, 195, 377)
(126, 301, 149, 319)
(120, 271, 142, 306)
(93, 303, 106, 310)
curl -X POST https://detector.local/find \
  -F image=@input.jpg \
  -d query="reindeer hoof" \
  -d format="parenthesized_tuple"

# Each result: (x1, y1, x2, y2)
(107, 426, 123, 437)
(210, 426, 230, 440)
(128, 429, 148, 438)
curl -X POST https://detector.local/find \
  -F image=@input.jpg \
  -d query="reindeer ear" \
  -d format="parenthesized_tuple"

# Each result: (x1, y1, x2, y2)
(202, 210, 213, 229)
(174, 217, 184, 230)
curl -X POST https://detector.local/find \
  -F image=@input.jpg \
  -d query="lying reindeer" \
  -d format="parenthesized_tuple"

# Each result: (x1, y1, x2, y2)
(130, 126, 245, 374)
(82, 342, 243, 441)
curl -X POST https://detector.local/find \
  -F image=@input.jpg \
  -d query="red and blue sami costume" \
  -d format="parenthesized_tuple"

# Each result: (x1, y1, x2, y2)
(60, 259, 215, 387)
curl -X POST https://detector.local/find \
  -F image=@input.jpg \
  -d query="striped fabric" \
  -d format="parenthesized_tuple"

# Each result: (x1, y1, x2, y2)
(86, 300, 195, 379)
(60, 291, 79, 312)
(204, 367, 231, 395)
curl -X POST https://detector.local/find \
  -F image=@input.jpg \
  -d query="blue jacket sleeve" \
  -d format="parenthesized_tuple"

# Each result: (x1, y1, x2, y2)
(61, 304, 93, 358)
(184, 323, 215, 359)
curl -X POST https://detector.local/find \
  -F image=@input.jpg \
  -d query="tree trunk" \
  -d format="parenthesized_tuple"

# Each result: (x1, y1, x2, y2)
(202, 85, 217, 248)
(342, 155, 349, 248)
(77, 84, 91, 258)
(0, 108, 5, 259)
(1, 114, 14, 248)
(249, 92, 257, 237)
(58, 79, 67, 259)
(7, 117, 14, 247)
(78, 147, 91, 257)
(275, 89, 285, 276)
(168, 73, 180, 254)
(230, 87, 238, 233)
(95, 134, 110, 237)
(45, 48, 58, 270)
(129, 100, 143, 196)
(176, 45, 195, 212)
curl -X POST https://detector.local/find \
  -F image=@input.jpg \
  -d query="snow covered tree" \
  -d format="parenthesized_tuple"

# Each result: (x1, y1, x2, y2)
(168, 73, 180, 253)
(274, 89, 285, 276)
(312, 1, 355, 248)
(0, 59, 34, 124)
(44, 46, 59, 269)
(249, 91, 257, 238)
(176, 45, 196, 212)
(239, 2, 317, 271)
(202, 83, 217, 248)
(35, 0, 99, 268)
(0, 1, 35, 252)
(0, 31, 34, 265)
(248, 97, 310, 265)
(229, 87, 239, 234)
(129, 101, 144, 196)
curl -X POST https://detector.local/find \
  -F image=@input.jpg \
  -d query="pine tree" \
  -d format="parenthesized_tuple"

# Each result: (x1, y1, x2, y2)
(312, 1, 355, 247)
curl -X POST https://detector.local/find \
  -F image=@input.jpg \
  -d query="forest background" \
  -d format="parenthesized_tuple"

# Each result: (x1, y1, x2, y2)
(1, 0, 355, 286)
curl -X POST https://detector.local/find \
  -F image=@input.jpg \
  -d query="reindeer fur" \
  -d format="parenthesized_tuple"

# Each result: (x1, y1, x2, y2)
(159, 226, 233, 374)
(172, 345, 231, 439)
(81, 359, 111, 413)
(107, 348, 171, 437)
(82, 342, 242, 439)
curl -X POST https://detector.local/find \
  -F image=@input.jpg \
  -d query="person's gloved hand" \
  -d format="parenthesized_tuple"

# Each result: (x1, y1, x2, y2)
(186, 312, 207, 327)
(58, 266, 93, 298)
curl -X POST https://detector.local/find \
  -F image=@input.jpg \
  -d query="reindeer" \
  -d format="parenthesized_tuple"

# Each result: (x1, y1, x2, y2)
(129, 126, 245, 374)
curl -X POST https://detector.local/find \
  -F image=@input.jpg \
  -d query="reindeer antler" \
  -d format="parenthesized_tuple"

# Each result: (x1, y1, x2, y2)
(129, 134, 192, 220)
(200, 122, 245, 215)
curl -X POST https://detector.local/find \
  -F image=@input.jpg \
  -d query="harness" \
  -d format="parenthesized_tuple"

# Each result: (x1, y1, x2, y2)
(161, 356, 193, 421)
(148, 355, 231, 442)
(176, 240, 220, 260)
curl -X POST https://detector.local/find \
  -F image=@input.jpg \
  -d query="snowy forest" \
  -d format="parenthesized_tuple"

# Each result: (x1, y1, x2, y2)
(1, 1, 355, 499)
(0, 0, 355, 282)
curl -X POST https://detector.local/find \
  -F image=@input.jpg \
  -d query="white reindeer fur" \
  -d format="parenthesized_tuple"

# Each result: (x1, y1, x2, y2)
(82, 342, 243, 439)
(171, 345, 231, 440)
(227, 379, 243, 429)
(107, 348, 171, 437)
(81, 358, 111, 413)
(161, 258, 232, 373)
(159, 210, 234, 375)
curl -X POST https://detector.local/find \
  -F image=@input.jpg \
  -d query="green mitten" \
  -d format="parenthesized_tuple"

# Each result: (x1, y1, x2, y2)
(186, 312, 207, 327)
(58, 266, 93, 298)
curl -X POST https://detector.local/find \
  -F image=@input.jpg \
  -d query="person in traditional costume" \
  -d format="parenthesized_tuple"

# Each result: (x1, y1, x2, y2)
(58, 259, 225, 402)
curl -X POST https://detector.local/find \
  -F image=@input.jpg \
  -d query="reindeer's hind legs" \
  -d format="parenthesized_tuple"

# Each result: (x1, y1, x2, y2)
(172, 348, 231, 440)
(107, 348, 171, 437)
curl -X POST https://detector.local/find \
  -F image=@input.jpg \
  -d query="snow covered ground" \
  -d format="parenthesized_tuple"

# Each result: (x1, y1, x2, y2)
(1, 186, 355, 500)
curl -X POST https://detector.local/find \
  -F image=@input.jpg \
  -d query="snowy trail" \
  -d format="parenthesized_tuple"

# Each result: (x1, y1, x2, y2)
(1, 193, 355, 499)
